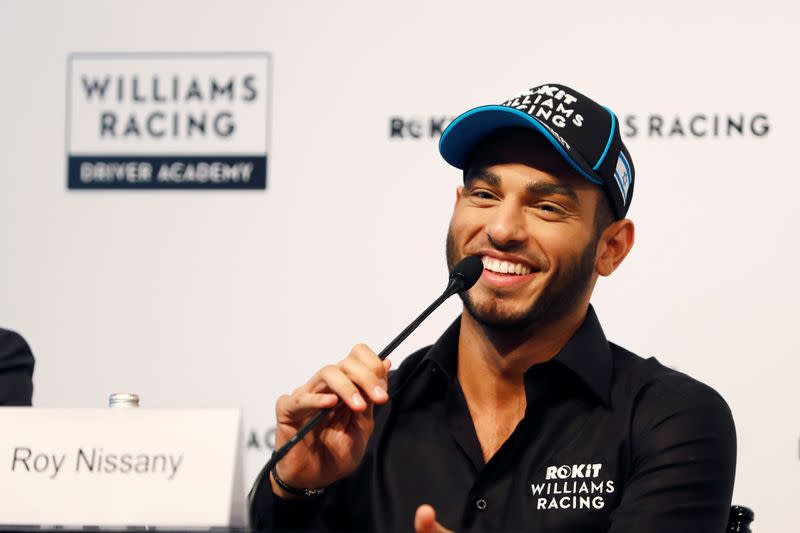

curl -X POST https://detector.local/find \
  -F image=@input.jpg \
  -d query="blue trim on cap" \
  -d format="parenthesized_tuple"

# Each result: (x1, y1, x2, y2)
(439, 105, 603, 185)
(592, 107, 616, 171)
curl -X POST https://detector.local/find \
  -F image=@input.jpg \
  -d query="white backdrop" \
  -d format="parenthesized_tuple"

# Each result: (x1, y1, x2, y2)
(1, 1, 798, 530)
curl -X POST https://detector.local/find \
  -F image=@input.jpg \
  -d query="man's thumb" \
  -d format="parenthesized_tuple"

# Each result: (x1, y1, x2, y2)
(414, 504, 452, 533)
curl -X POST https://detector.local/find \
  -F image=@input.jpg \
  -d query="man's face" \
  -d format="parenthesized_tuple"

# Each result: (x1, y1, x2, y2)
(446, 129, 605, 330)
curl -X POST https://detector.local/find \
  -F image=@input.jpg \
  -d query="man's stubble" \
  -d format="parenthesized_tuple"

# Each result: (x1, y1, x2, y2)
(445, 228, 598, 331)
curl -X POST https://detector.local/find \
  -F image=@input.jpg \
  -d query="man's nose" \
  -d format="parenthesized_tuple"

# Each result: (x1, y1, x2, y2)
(486, 201, 527, 249)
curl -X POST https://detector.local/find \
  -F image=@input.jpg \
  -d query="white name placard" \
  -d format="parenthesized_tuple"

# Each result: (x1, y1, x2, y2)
(0, 408, 246, 528)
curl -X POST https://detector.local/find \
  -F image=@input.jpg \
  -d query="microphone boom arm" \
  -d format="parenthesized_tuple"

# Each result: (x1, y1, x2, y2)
(248, 257, 482, 521)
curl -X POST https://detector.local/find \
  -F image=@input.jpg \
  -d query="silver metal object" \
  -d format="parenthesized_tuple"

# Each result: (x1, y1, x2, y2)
(108, 393, 140, 408)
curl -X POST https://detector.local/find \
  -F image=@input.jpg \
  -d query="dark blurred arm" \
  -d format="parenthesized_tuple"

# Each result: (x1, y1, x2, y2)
(0, 328, 35, 406)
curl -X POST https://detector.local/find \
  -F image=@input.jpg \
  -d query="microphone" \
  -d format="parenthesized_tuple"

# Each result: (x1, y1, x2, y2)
(444, 254, 485, 296)
(377, 255, 483, 360)
(249, 256, 483, 507)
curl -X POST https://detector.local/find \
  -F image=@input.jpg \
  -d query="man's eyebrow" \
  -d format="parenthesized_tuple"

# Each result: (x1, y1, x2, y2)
(465, 168, 580, 203)
(464, 169, 501, 187)
(526, 181, 579, 203)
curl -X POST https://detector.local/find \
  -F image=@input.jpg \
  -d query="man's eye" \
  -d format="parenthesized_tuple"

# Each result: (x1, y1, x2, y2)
(534, 203, 565, 215)
(470, 190, 497, 200)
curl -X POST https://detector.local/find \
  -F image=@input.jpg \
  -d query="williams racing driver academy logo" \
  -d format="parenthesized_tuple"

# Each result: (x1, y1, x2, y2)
(532, 463, 615, 511)
(66, 52, 271, 190)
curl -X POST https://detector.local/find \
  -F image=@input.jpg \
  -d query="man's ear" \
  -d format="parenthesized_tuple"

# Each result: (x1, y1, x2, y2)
(455, 186, 464, 206)
(595, 219, 635, 276)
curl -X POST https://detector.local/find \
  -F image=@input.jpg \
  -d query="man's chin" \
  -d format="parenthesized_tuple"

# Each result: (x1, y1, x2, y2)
(460, 295, 538, 330)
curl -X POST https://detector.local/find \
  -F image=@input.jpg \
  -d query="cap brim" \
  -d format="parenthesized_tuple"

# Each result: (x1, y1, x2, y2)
(438, 105, 602, 185)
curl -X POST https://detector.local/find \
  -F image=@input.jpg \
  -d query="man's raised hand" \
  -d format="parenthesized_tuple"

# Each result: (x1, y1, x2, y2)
(270, 344, 391, 497)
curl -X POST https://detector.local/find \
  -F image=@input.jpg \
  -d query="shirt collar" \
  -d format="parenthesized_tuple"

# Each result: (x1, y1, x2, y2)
(422, 316, 461, 379)
(546, 305, 613, 407)
(420, 305, 613, 406)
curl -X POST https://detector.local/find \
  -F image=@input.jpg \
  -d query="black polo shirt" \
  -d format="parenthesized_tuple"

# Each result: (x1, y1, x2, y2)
(251, 306, 736, 532)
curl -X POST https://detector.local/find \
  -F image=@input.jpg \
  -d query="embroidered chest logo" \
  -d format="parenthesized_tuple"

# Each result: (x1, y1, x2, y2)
(531, 463, 615, 511)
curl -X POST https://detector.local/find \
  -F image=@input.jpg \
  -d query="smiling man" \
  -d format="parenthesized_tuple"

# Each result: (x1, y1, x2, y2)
(250, 83, 737, 532)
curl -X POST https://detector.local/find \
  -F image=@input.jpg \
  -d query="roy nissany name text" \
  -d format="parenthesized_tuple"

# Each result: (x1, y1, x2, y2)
(10, 447, 182, 480)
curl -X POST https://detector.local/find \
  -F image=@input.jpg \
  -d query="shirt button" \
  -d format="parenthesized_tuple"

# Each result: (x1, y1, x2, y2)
(475, 498, 487, 511)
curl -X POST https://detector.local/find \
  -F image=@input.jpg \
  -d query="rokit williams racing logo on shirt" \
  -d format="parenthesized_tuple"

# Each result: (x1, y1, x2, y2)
(66, 52, 271, 190)
(531, 463, 615, 511)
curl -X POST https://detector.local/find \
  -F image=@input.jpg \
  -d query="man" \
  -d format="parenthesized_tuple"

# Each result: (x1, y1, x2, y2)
(0, 328, 35, 405)
(250, 83, 736, 532)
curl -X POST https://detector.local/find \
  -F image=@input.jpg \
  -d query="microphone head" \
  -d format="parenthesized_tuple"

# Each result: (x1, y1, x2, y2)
(449, 256, 484, 292)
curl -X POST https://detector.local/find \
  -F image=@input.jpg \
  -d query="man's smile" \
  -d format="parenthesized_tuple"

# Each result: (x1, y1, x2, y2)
(481, 256, 532, 275)
(478, 254, 540, 289)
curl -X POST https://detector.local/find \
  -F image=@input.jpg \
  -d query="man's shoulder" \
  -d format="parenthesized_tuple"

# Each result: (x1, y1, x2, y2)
(608, 342, 733, 432)
(610, 342, 724, 397)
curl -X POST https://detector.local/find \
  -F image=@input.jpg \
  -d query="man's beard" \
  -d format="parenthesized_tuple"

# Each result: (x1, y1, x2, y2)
(445, 229, 597, 331)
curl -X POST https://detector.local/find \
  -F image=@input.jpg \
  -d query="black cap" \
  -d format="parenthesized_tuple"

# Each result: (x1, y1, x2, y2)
(439, 83, 634, 219)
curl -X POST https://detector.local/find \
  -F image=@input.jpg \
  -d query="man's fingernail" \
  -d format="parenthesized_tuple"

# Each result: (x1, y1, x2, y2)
(373, 385, 388, 400)
(352, 393, 365, 407)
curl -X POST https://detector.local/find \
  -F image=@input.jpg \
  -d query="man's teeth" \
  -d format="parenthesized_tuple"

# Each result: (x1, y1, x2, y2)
(481, 257, 532, 275)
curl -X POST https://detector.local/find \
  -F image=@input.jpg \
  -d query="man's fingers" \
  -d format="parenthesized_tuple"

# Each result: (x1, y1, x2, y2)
(295, 392, 338, 410)
(339, 355, 389, 404)
(314, 365, 369, 411)
(276, 392, 338, 420)
(414, 504, 454, 533)
(350, 344, 388, 379)
(283, 348, 393, 425)
(343, 344, 389, 403)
